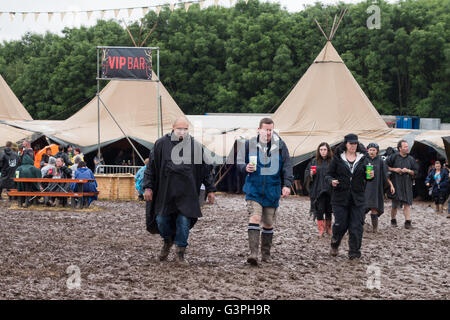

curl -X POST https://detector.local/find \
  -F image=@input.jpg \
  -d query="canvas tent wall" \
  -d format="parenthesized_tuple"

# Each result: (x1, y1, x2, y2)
(6, 72, 188, 155)
(0, 74, 32, 121)
(0, 74, 35, 147)
(271, 41, 389, 166)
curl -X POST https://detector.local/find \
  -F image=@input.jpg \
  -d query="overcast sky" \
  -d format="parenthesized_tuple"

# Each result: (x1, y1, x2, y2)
(0, 0, 388, 42)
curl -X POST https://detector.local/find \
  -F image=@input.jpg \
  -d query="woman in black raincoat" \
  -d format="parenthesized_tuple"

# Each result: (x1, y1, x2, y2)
(305, 142, 333, 237)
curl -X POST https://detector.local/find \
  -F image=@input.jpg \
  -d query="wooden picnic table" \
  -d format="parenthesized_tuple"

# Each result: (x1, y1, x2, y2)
(8, 178, 99, 209)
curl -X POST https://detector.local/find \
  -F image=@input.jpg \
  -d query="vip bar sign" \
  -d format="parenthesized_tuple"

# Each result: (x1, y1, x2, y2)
(101, 47, 152, 80)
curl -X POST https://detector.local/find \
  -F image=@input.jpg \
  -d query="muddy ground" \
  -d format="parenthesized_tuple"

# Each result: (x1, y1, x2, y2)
(0, 194, 448, 300)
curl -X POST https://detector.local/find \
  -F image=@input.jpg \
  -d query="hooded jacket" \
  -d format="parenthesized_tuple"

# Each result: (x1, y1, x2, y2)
(0, 147, 19, 190)
(326, 143, 369, 207)
(425, 168, 449, 196)
(237, 133, 293, 208)
(15, 154, 41, 191)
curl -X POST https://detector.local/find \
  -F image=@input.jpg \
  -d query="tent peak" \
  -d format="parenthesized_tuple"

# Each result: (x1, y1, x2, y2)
(313, 7, 348, 42)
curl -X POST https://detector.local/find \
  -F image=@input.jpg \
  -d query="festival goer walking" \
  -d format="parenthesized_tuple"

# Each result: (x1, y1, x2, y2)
(364, 143, 395, 233)
(326, 133, 372, 260)
(0, 141, 19, 200)
(305, 142, 333, 237)
(237, 118, 293, 265)
(425, 160, 449, 214)
(386, 140, 418, 229)
(144, 117, 216, 264)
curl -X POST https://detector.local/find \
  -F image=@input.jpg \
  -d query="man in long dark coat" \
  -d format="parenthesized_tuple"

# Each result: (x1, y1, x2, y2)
(143, 117, 216, 263)
(386, 140, 418, 229)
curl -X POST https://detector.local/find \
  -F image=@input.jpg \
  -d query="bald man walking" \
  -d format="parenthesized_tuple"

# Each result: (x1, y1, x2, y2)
(144, 117, 216, 264)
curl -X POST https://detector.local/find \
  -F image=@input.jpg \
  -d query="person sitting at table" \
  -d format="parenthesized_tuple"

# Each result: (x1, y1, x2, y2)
(15, 154, 42, 208)
(70, 155, 83, 178)
(40, 147, 53, 168)
(47, 157, 72, 207)
(70, 161, 98, 207)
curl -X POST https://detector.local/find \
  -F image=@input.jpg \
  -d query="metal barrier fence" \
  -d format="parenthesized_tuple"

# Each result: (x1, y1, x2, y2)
(95, 165, 144, 175)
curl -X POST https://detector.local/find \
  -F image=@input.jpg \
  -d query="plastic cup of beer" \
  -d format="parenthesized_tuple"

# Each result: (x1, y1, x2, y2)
(311, 166, 317, 174)
(249, 156, 257, 170)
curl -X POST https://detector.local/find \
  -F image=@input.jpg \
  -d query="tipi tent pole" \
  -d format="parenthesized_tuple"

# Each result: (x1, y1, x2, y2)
(314, 19, 329, 41)
(98, 96, 145, 163)
(157, 49, 161, 138)
(97, 49, 101, 160)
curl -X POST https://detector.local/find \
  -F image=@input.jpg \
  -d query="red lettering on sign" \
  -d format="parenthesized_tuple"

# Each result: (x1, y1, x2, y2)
(119, 57, 126, 69)
(140, 57, 145, 70)
(133, 57, 139, 69)
(128, 57, 133, 69)
(108, 56, 116, 69)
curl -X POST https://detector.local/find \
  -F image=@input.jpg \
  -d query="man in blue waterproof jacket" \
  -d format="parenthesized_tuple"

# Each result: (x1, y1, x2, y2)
(237, 118, 293, 266)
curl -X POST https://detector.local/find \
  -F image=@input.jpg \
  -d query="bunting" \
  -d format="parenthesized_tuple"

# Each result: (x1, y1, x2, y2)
(0, 1, 251, 25)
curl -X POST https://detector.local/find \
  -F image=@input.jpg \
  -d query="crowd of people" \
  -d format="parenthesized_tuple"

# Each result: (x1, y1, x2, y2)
(0, 141, 97, 208)
(139, 117, 449, 265)
(1, 117, 448, 265)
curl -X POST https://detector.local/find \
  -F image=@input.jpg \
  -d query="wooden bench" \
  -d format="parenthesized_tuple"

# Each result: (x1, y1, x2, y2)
(8, 178, 99, 209)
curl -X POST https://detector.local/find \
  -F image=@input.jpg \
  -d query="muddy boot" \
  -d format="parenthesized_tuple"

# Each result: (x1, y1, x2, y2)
(325, 219, 332, 236)
(371, 214, 378, 233)
(317, 220, 325, 237)
(158, 239, 174, 261)
(404, 220, 413, 229)
(247, 229, 260, 266)
(261, 232, 273, 263)
(391, 219, 397, 227)
(175, 246, 188, 265)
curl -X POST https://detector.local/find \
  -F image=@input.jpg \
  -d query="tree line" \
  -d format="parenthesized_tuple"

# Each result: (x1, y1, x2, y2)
(0, 0, 448, 121)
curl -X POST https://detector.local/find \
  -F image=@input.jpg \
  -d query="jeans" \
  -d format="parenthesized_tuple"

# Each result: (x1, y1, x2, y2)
(331, 203, 365, 258)
(156, 214, 191, 247)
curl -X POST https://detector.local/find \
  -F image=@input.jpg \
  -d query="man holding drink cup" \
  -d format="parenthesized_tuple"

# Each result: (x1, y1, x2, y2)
(238, 118, 293, 265)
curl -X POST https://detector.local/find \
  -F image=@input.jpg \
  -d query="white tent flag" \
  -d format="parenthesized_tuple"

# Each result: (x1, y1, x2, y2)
(230, 0, 233, 6)
(185, 2, 191, 12)
(60, 12, 66, 22)
(128, 8, 133, 17)
(48, 12, 54, 22)
(214, 0, 219, 8)
(34, 12, 40, 21)
(87, 11, 93, 20)
(114, 9, 120, 18)
(101, 10, 106, 19)
(22, 13, 28, 22)
(156, 6, 162, 16)
(73, 11, 78, 22)
(10, 12, 15, 21)
(142, 7, 149, 16)
(199, 1, 205, 10)
(170, 3, 175, 11)
(245, 0, 249, 4)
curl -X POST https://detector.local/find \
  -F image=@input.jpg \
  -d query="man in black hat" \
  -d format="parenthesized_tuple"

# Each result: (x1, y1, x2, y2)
(326, 133, 372, 260)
